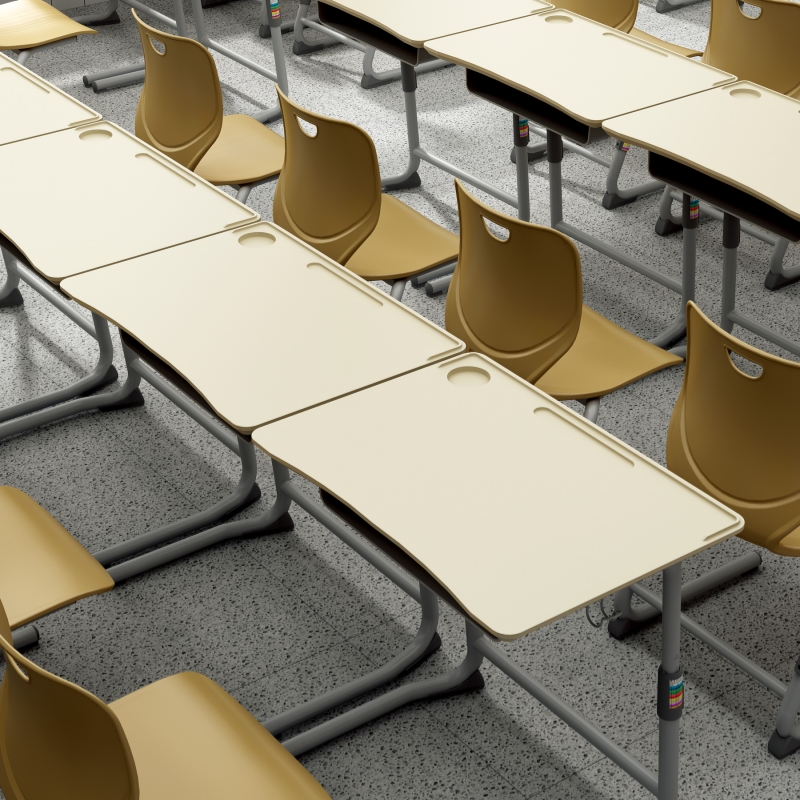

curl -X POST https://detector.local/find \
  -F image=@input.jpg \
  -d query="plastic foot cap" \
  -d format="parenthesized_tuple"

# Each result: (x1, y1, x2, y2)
(78, 365, 119, 397)
(429, 669, 485, 701)
(510, 147, 546, 164)
(0, 288, 24, 308)
(764, 270, 800, 291)
(259, 23, 270, 38)
(90, 10, 120, 25)
(768, 729, 800, 760)
(222, 482, 263, 522)
(384, 172, 422, 191)
(607, 615, 656, 641)
(293, 39, 326, 55)
(201, 0, 233, 7)
(400, 632, 443, 677)
(361, 73, 398, 89)
(602, 192, 638, 211)
(655, 217, 683, 237)
(241, 510, 295, 539)
(98, 387, 146, 413)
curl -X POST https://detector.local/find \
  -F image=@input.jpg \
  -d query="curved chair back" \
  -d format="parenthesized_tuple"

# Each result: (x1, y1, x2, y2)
(0, 599, 139, 800)
(446, 181, 582, 384)
(703, 0, 800, 98)
(133, 10, 223, 169)
(556, 0, 637, 31)
(273, 88, 382, 265)
(667, 302, 800, 555)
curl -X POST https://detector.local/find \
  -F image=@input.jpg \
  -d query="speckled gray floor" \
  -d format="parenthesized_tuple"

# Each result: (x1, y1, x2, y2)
(2, 1, 800, 797)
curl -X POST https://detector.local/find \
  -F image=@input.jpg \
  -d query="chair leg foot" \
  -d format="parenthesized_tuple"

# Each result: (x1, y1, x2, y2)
(608, 615, 653, 641)
(97, 387, 146, 412)
(78, 364, 119, 397)
(768, 729, 800, 760)
(655, 216, 683, 237)
(427, 668, 485, 701)
(385, 171, 421, 190)
(400, 631, 442, 677)
(293, 39, 326, 55)
(0, 287, 24, 308)
(764, 270, 800, 291)
(91, 10, 120, 25)
(11, 625, 40, 650)
(602, 191, 638, 210)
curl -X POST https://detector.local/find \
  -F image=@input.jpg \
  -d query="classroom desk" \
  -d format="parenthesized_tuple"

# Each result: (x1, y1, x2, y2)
(0, 52, 101, 145)
(318, 0, 553, 223)
(604, 81, 800, 358)
(0, 120, 258, 436)
(251, 352, 743, 800)
(426, 11, 735, 344)
(60, 220, 463, 580)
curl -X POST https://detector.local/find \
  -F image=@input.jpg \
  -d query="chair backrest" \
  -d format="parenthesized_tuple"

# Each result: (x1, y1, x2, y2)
(445, 181, 582, 384)
(132, 10, 223, 170)
(555, 0, 638, 32)
(703, 0, 800, 98)
(273, 88, 382, 265)
(667, 302, 800, 554)
(0, 598, 138, 800)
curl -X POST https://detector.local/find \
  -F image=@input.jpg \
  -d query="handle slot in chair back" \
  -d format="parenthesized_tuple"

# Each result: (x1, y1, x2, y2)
(273, 89, 382, 264)
(446, 181, 582, 384)
(703, 0, 800, 98)
(133, 10, 223, 169)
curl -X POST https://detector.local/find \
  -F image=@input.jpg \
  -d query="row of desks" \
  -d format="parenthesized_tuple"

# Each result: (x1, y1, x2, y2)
(320, 0, 800, 354)
(0, 49, 745, 800)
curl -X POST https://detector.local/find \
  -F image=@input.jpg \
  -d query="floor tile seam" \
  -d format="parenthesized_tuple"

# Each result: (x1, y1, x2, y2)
(234, 542, 370, 655)
(416, 703, 559, 799)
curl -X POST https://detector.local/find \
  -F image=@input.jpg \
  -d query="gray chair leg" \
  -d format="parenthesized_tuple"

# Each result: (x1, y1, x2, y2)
(769, 658, 800, 759)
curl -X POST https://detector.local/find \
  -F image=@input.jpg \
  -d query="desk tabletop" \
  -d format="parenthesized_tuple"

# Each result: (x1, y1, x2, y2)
(61, 222, 464, 432)
(253, 353, 742, 640)
(604, 81, 800, 222)
(0, 53, 101, 145)
(426, 10, 734, 126)
(0, 121, 257, 283)
(321, 0, 552, 49)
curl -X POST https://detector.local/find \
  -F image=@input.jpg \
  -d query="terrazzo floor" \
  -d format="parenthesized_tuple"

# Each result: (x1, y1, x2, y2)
(3, 0, 800, 797)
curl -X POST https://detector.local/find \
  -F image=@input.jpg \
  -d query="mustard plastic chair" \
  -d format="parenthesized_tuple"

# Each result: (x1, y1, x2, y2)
(703, 0, 800, 98)
(273, 89, 458, 301)
(0, 486, 113, 649)
(133, 11, 284, 205)
(0, 0, 96, 67)
(447, 182, 682, 422)
(0, 598, 333, 800)
(557, 0, 703, 57)
(614, 302, 800, 759)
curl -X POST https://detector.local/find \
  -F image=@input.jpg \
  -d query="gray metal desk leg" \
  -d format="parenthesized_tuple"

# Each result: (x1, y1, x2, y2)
(291, 0, 333, 54)
(721, 213, 740, 335)
(603, 141, 664, 211)
(769, 659, 800, 759)
(259, 0, 294, 38)
(657, 563, 683, 800)
(655, 185, 684, 237)
(0, 312, 117, 428)
(265, 583, 442, 737)
(281, 617, 485, 756)
(382, 62, 422, 190)
(514, 116, 531, 223)
(763, 238, 798, 291)
(0, 253, 23, 308)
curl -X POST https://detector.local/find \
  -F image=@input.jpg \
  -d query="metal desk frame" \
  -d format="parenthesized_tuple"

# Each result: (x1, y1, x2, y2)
(221, 461, 688, 800)
(79, 0, 287, 125)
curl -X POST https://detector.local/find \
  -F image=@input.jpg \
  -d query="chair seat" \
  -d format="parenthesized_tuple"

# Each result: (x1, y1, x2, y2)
(629, 28, 703, 59)
(345, 193, 458, 282)
(535, 305, 683, 400)
(0, 486, 113, 628)
(0, 0, 96, 50)
(195, 114, 284, 187)
(111, 672, 332, 800)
